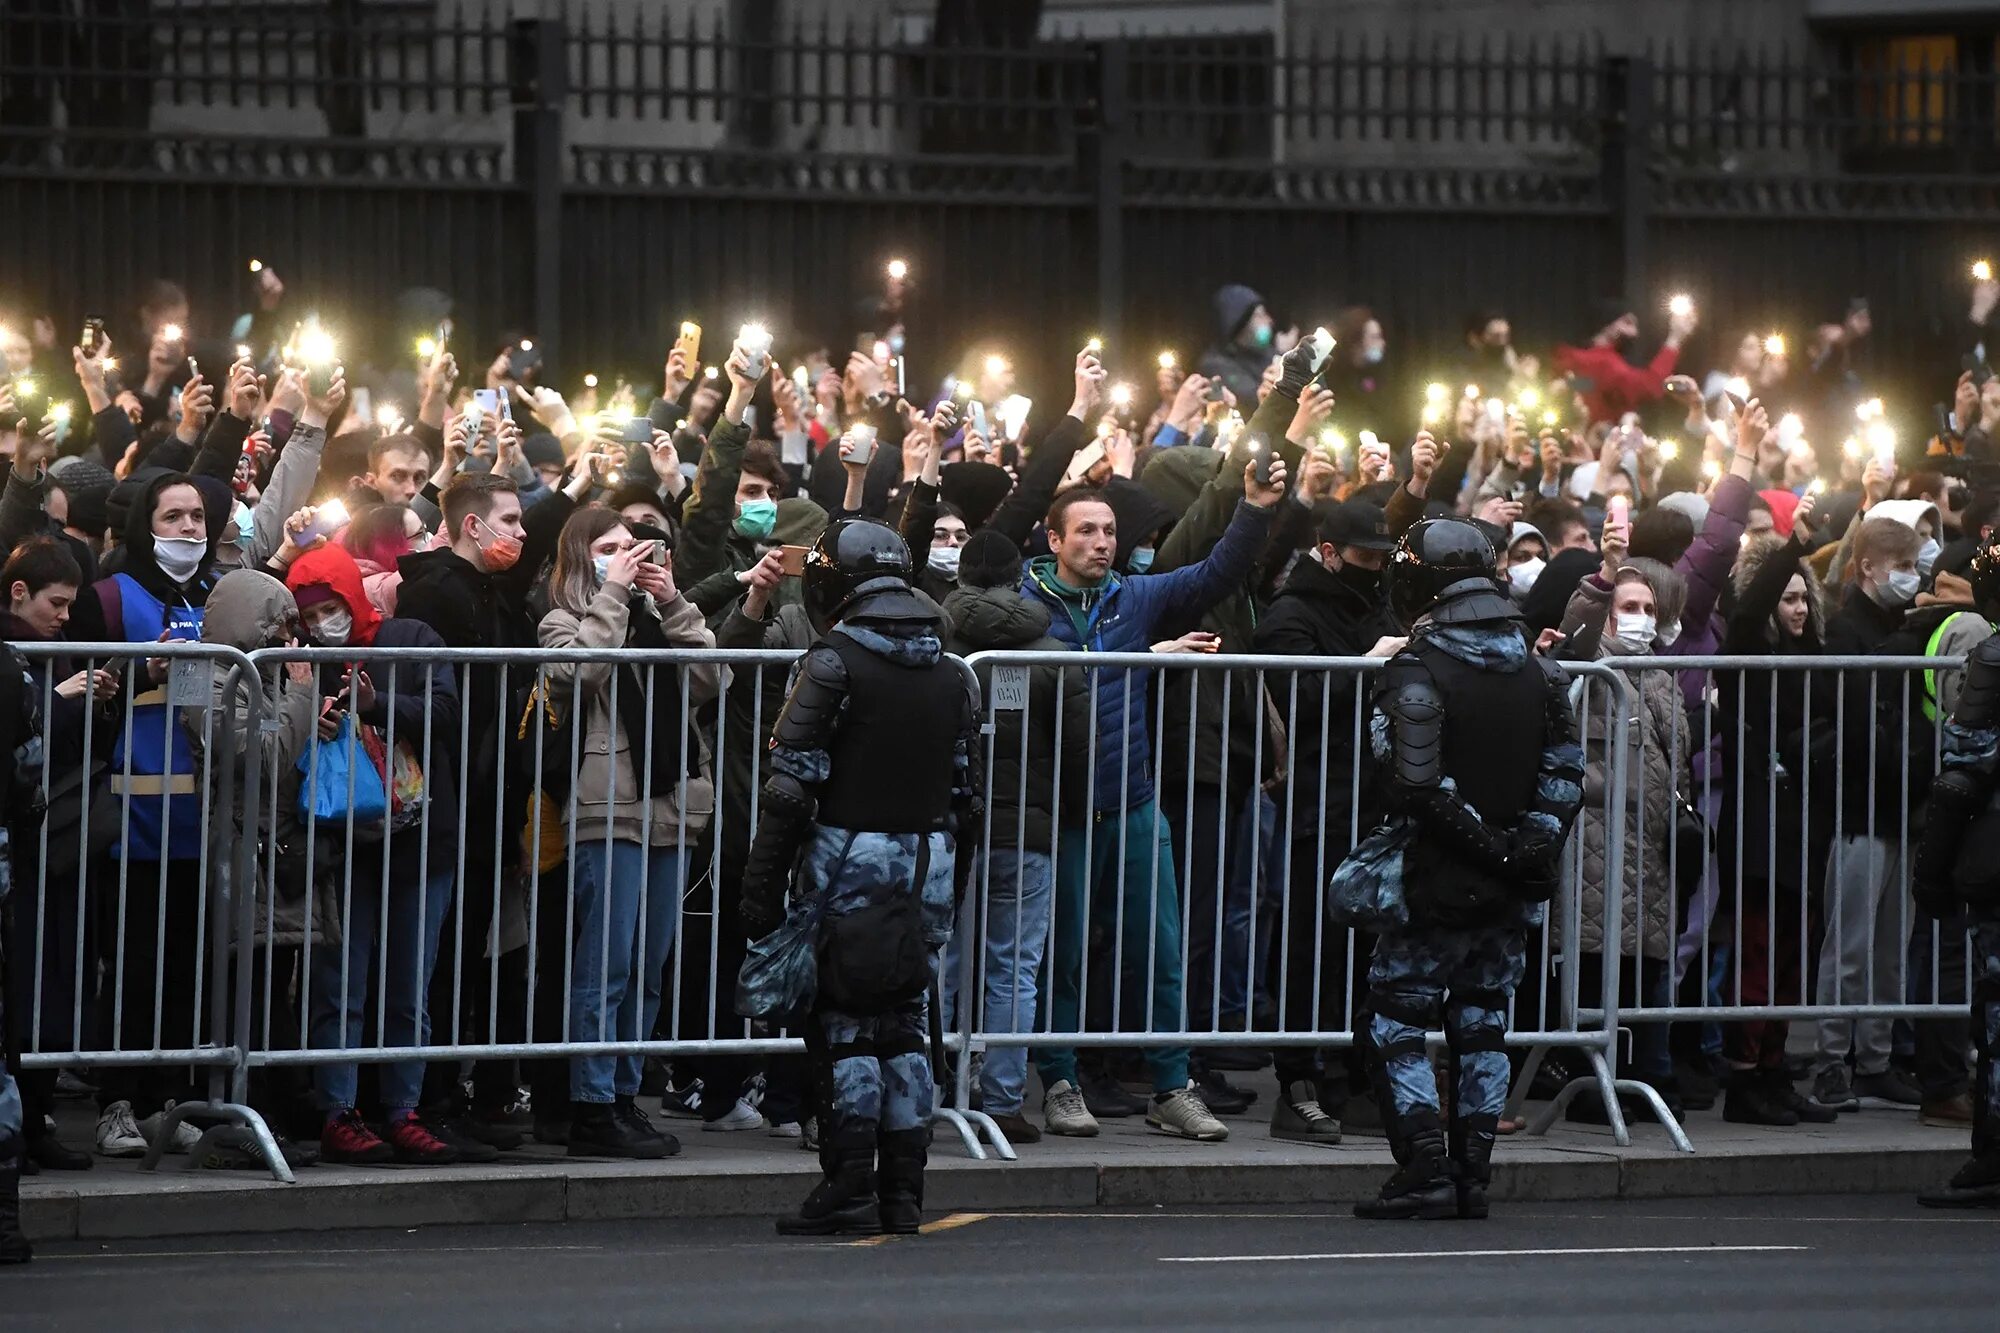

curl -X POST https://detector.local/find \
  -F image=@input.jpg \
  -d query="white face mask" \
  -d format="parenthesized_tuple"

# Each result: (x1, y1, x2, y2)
(154, 534, 207, 584)
(1875, 568, 1921, 608)
(1656, 618, 1683, 648)
(314, 607, 354, 647)
(1614, 611, 1658, 652)
(928, 546, 962, 580)
(1509, 556, 1545, 601)
(1917, 538, 1940, 577)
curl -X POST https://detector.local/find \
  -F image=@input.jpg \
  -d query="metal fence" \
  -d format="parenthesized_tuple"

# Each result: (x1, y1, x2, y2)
(7, 638, 1984, 1180)
(1, 10, 1994, 419)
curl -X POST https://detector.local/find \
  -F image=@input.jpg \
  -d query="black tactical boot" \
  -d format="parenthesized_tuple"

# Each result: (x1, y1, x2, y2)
(777, 1130, 878, 1236)
(1450, 1113, 1498, 1220)
(1919, 1064, 2000, 1210)
(0, 1132, 31, 1265)
(567, 1100, 672, 1160)
(876, 1128, 928, 1235)
(1722, 1068, 1799, 1126)
(1354, 1108, 1455, 1220)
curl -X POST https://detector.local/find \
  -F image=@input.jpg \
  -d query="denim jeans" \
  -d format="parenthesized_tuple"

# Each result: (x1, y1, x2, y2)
(1035, 801, 1189, 1094)
(569, 840, 683, 1104)
(943, 849, 1052, 1116)
(311, 861, 455, 1112)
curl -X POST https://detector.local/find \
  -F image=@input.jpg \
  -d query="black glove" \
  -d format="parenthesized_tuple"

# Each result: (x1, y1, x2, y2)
(741, 890, 784, 943)
(1275, 337, 1321, 399)
(1912, 871, 1960, 922)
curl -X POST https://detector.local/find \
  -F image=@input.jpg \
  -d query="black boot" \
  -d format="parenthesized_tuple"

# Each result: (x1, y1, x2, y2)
(0, 1133, 30, 1265)
(566, 1100, 671, 1160)
(1450, 1113, 1497, 1220)
(778, 1129, 878, 1236)
(876, 1128, 928, 1235)
(1919, 1054, 2000, 1210)
(1722, 1068, 1799, 1126)
(1354, 1107, 1455, 1221)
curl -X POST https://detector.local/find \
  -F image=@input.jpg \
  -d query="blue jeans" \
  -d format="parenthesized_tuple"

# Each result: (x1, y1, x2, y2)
(569, 840, 683, 1104)
(311, 861, 455, 1113)
(1036, 801, 1189, 1094)
(943, 849, 1052, 1116)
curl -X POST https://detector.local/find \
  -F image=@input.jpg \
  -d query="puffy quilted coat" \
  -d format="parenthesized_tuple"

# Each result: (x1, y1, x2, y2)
(1568, 661, 1688, 962)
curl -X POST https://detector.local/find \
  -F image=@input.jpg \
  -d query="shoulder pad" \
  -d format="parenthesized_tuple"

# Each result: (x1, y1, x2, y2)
(1958, 633, 2000, 728)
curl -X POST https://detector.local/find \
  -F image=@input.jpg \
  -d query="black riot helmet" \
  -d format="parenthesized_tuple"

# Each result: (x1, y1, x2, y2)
(804, 519, 914, 634)
(1386, 517, 1519, 628)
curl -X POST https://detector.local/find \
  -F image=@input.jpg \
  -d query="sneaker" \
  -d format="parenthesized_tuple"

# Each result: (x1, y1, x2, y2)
(1194, 1066, 1256, 1115)
(988, 1111, 1042, 1145)
(1270, 1081, 1342, 1145)
(55, 1070, 97, 1099)
(1920, 1093, 1975, 1128)
(1041, 1079, 1100, 1137)
(702, 1100, 765, 1132)
(137, 1103, 203, 1154)
(388, 1114, 463, 1165)
(1078, 1070, 1146, 1119)
(1810, 1064, 1860, 1113)
(1853, 1067, 1923, 1109)
(320, 1109, 394, 1165)
(94, 1101, 147, 1158)
(767, 1120, 805, 1139)
(1147, 1083, 1230, 1141)
(660, 1076, 706, 1120)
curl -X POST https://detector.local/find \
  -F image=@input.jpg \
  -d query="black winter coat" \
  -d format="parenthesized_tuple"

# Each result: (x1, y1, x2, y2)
(941, 584, 1091, 850)
(1252, 554, 1400, 841)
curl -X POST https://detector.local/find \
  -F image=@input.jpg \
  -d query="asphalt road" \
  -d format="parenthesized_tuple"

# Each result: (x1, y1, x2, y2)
(9, 1195, 1999, 1331)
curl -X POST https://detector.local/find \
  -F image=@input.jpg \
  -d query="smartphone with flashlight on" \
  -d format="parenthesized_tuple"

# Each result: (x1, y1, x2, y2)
(1245, 434, 1280, 488)
(621, 416, 654, 445)
(839, 424, 879, 467)
(81, 318, 106, 358)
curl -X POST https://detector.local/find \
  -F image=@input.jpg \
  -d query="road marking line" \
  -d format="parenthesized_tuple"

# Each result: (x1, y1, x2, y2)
(842, 1211, 992, 1247)
(1160, 1244, 1810, 1264)
(33, 1245, 607, 1262)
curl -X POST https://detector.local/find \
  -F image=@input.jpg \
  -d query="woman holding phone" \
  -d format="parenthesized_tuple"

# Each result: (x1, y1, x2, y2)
(538, 509, 724, 1158)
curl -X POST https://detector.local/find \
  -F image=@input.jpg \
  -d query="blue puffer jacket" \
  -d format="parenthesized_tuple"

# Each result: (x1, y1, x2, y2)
(1020, 499, 1274, 814)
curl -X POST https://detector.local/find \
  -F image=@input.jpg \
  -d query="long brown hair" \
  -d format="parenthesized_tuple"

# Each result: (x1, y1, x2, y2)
(549, 507, 628, 617)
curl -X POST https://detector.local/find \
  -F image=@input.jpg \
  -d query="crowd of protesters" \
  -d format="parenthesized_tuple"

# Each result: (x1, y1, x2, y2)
(0, 259, 1996, 1199)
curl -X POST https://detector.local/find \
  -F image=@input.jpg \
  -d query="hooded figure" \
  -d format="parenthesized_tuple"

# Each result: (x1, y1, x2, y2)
(187, 570, 317, 946)
(1197, 283, 1273, 405)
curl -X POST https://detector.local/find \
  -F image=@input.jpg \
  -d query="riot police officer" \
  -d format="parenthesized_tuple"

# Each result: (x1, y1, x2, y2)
(1351, 519, 1584, 1221)
(1914, 542, 2000, 1210)
(739, 520, 982, 1236)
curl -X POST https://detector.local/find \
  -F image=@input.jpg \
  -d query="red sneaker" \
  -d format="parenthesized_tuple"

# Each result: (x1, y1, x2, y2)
(321, 1109, 394, 1165)
(388, 1113, 463, 1165)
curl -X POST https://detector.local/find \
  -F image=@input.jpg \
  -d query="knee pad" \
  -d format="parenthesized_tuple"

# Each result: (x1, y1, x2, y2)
(1368, 986, 1441, 1062)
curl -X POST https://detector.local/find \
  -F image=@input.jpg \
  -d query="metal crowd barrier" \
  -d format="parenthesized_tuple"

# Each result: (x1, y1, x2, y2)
(10, 642, 1974, 1182)
(949, 652, 1664, 1155)
(1592, 656, 1974, 1128)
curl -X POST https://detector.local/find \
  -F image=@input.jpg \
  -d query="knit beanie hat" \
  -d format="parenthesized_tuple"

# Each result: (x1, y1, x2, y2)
(959, 528, 1024, 589)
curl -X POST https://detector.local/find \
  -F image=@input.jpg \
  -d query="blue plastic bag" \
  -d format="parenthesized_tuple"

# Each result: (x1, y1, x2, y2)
(298, 714, 389, 827)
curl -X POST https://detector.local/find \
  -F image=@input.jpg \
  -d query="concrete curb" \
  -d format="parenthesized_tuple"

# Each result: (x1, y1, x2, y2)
(21, 1141, 1966, 1241)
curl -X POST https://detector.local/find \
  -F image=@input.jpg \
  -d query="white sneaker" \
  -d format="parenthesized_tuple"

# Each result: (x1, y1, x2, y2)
(137, 1102, 204, 1154)
(766, 1119, 804, 1139)
(1041, 1079, 1100, 1138)
(96, 1100, 148, 1158)
(702, 1100, 765, 1131)
(1147, 1083, 1230, 1141)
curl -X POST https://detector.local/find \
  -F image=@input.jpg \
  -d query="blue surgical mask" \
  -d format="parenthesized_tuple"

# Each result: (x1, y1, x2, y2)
(593, 554, 616, 585)
(1362, 345, 1385, 366)
(1250, 325, 1274, 350)
(1128, 546, 1155, 574)
(734, 498, 778, 540)
(233, 503, 255, 548)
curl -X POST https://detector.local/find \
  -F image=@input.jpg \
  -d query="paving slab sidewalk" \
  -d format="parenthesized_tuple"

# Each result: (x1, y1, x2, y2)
(21, 1084, 1967, 1241)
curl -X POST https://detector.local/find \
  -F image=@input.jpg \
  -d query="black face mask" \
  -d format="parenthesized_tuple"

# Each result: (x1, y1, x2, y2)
(1332, 559, 1382, 599)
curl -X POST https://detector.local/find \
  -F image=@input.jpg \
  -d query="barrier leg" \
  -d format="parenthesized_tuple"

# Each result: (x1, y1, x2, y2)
(138, 1099, 295, 1183)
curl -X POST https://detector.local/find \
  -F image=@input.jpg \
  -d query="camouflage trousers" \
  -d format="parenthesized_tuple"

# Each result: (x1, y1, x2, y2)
(1367, 923, 1527, 1121)
(1975, 917, 2000, 1140)
(812, 994, 934, 1141)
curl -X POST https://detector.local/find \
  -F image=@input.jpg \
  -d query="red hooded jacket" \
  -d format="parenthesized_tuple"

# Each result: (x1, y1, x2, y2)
(285, 544, 384, 648)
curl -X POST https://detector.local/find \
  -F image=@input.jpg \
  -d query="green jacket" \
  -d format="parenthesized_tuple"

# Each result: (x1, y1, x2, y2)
(1146, 385, 1307, 790)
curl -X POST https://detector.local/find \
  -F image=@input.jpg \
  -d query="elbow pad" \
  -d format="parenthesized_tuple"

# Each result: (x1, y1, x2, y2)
(1385, 674, 1445, 793)
(768, 644, 849, 757)
(740, 772, 818, 931)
